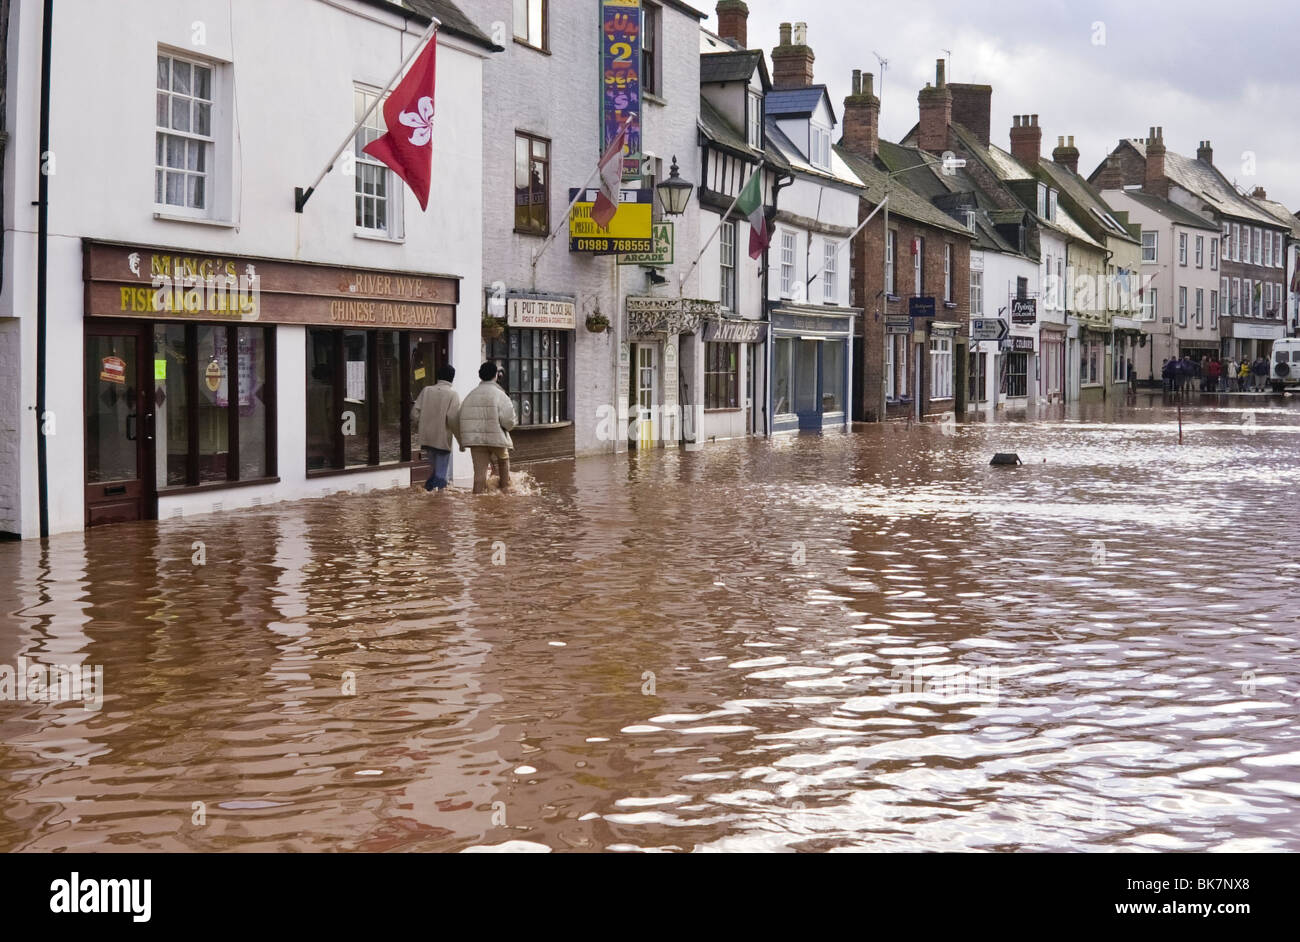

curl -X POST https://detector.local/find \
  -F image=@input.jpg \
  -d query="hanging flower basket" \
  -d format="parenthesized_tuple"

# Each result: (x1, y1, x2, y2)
(482, 315, 505, 340)
(585, 313, 610, 334)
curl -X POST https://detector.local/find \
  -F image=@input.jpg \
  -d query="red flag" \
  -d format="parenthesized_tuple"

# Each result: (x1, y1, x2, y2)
(591, 119, 632, 230)
(363, 33, 438, 211)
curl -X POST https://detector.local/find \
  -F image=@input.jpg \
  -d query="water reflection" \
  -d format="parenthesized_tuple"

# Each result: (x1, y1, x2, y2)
(1, 397, 1298, 852)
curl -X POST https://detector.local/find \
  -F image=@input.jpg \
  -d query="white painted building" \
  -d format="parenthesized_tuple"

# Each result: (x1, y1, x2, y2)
(465, 0, 705, 460)
(0, 0, 492, 537)
(1104, 188, 1223, 376)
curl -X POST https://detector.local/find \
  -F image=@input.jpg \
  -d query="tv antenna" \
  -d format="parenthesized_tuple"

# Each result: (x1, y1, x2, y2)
(872, 50, 888, 113)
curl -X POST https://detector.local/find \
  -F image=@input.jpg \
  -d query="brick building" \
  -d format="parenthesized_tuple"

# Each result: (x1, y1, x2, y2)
(837, 64, 975, 421)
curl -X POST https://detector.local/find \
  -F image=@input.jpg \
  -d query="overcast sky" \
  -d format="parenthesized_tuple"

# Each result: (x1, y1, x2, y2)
(708, 0, 1300, 212)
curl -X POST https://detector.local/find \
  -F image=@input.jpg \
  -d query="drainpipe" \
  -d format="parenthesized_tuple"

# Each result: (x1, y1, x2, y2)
(35, 0, 53, 538)
(0, 0, 10, 296)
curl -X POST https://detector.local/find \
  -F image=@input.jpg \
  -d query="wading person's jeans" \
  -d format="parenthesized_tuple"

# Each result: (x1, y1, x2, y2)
(423, 448, 451, 491)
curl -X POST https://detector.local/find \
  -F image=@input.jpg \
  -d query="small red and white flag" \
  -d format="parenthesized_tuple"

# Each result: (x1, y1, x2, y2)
(363, 32, 438, 211)
(591, 118, 633, 230)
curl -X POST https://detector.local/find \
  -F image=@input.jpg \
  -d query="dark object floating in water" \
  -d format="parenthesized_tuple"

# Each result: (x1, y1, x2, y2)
(990, 453, 1023, 466)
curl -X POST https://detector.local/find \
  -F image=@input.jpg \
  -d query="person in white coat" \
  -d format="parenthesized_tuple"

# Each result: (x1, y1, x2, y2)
(410, 364, 460, 491)
(457, 362, 518, 494)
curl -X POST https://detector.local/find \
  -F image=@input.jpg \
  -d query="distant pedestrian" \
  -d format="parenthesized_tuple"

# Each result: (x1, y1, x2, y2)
(1127, 358, 1136, 393)
(1180, 355, 1195, 393)
(1226, 357, 1239, 392)
(1239, 359, 1251, 391)
(1252, 356, 1270, 391)
(459, 361, 517, 495)
(411, 364, 460, 491)
(1207, 357, 1222, 392)
(1161, 357, 1175, 393)
(1199, 355, 1210, 391)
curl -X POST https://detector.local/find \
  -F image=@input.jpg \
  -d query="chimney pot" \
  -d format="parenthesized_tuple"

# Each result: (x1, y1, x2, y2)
(936, 59, 946, 87)
(772, 21, 814, 87)
(1068, 135, 1074, 147)
(852, 69, 861, 95)
(1010, 111, 1042, 167)
(864, 72, 873, 97)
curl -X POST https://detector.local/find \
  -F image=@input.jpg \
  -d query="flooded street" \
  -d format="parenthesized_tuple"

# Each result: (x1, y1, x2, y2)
(2, 397, 1299, 853)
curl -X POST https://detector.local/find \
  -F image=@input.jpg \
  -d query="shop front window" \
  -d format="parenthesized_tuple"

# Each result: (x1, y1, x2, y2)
(487, 328, 568, 426)
(773, 337, 793, 415)
(307, 328, 411, 472)
(821, 340, 844, 413)
(1003, 352, 1028, 397)
(705, 342, 739, 410)
(153, 322, 274, 488)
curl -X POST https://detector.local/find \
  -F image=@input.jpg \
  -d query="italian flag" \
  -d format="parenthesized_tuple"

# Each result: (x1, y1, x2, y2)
(736, 169, 769, 259)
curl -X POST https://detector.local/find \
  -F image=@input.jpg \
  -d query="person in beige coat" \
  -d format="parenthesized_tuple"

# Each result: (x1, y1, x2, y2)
(410, 364, 460, 491)
(458, 362, 517, 494)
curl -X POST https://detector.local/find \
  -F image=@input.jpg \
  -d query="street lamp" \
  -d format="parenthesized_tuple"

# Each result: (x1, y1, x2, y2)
(656, 155, 694, 216)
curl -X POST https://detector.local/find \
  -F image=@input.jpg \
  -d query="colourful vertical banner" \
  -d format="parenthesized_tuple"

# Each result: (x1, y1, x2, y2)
(601, 0, 642, 180)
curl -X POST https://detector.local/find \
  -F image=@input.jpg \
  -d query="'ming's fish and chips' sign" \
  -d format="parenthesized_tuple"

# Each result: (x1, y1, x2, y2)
(82, 241, 459, 329)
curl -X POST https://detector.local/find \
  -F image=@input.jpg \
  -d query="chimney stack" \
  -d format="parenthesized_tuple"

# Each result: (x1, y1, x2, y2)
(842, 69, 881, 160)
(1252, 186, 1267, 200)
(1143, 126, 1167, 199)
(1052, 134, 1080, 174)
(771, 21, 814, 88)
(1197, 140, 1214, 164)
(1009, 114, 1042, 167)
(949, 83, 993, 146)
(716, 1, 748, 49)
(916, 59, 953, 154)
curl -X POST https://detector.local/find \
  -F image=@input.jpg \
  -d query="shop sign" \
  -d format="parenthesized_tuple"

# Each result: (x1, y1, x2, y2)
(885, 315, 911, 335)
(568, 188, 653, 254)
(99, 356, 126, 385)
(702, 317, 767, 344)
(84, 242, 457, 329)
(618, 222, 674, 266)
(1011, 298, 1037, 325)
(1003, 336, 1035, 352)
(908, 296, 936, 319)
(773, 310, 852, 335)
(600, 0, 642, 180)
(507, 297, 576, 330)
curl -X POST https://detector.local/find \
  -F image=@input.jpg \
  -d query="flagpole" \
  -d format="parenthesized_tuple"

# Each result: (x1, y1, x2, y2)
(295, 16, 440, 213)
(805, 195, 890, 290)
(529, 115, 635, 288)
(679, 160, 765, 298)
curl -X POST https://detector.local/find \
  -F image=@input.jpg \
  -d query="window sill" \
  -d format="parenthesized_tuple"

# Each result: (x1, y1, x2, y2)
(644, 92, 667, 107)
(307, 462, 413, 480)
(512, 421, 572, 431)
(514, 228, 549, 238)
(704, 408, 741, 414)
(158, 476, 280, 496)
(355, 229, 405, 244)
(153, 211, 238, 228)
(513, 38, 550, 56)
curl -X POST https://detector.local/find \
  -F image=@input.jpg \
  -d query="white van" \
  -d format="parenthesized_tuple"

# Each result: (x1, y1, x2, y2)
(1270, 339, 1300, 391)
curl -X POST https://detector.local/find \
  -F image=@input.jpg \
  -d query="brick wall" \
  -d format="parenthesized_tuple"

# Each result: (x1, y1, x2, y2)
(854, 205, 970, 420)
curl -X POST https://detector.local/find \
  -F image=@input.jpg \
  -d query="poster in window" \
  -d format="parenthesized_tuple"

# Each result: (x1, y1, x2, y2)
(346, 360, 366, 403)
(601, 0, 642, 180)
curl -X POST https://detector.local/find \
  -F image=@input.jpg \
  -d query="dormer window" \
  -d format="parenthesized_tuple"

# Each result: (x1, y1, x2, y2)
(964, 210, 977, 231)
(1036, 183, 1047, 218)
(747, 91, 762, 149)
(1048, 190, 1058, 222)
(810, 124, 831, 170)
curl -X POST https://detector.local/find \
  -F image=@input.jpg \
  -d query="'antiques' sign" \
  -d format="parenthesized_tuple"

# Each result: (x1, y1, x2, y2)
(507, 297, 576, 330)
(83, 241, 458, 329)
(908, 296, 936, 319)
(702, 317, 767, 344)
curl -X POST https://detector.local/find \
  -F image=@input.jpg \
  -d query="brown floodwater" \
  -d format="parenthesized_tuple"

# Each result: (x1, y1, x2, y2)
(2, 396, 1299, 852)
